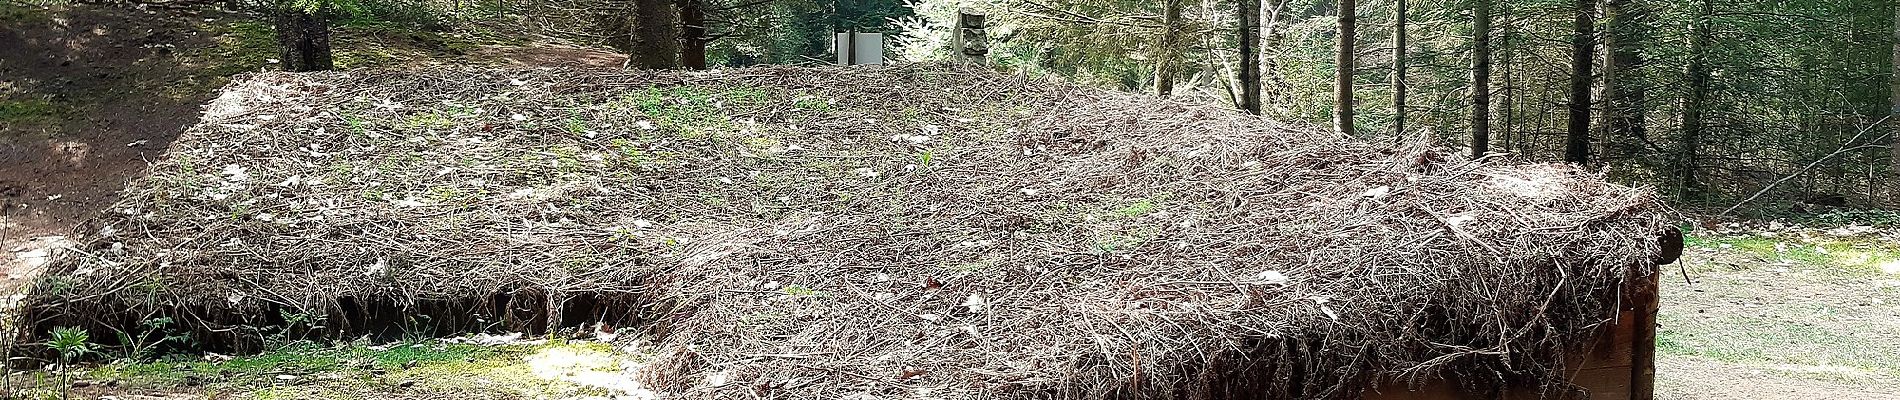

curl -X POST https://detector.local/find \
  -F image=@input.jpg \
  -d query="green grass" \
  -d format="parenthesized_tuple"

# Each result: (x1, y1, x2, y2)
(161, 19, 275, 97)
(66, 339, 639, 399)
(1683, 232, 1900, 276)
(790, 95, 833, 112)
(1114, 199, 1157, 218)
(615, 86, 771, 138)
(86, 341, 498, 387)
(1109, 194, 1170, 219)
(0, 99, 66, 125)
(213, 21, 276, 69)
(333, 24, 490, 69)
(0, 1, 51, 23)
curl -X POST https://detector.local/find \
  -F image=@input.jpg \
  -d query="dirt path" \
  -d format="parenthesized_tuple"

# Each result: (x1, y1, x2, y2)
(1653, 231, 1900, 398)
(1, 2, 236, 281)
(1657, 356, 1900, 400)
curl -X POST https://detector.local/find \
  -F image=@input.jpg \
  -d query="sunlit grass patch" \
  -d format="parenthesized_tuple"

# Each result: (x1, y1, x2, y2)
(69, 339, 645, 399)
(84, 341, 498, 387)
(1684, 232, 1900, 276)
(611, 86, 771, 138)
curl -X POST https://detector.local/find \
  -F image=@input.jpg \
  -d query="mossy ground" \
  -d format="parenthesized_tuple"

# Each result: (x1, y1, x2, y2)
(10, 339, 647, 399)
(0, 99, 67, 127)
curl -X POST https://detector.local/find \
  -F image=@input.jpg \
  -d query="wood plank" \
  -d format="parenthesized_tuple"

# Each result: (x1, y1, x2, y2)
(1580, 309, 1638, 369)
(1630, 268, 1660, 400)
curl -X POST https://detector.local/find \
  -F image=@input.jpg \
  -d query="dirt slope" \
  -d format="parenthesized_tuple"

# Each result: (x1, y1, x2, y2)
(0, 1, 625, 281)
(0, 2, 239, 281)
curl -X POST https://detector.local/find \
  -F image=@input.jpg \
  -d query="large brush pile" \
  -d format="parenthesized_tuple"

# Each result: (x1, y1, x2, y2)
(17, 65, 1675, 399)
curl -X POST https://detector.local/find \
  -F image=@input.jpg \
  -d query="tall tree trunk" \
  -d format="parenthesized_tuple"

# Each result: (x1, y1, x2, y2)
(679, 0, 707, 69)
(1891, 3, 1900, 206)
(1239, 0, 1261, 114)
(1157, 0, 1183, 96)
(1680, 0, 1712, 199)
(1564, 0, 1597, 164)
(1393, 0, 1407, 135)
(1500, 0, 1516, 155)
(1604, 0, 1647, 166)
(1335, 0, 1356, 137)
(1471, 0, 1491, 158)
(275, 1, 333, 72)
(629, 0, 681, 69)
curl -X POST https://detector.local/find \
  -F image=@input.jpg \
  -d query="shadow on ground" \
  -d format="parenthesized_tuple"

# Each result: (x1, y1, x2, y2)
(0, 1, 241, 281)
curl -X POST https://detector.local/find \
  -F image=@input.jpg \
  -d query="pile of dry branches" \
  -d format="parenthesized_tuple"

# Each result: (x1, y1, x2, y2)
(16, 65, 1676, 399)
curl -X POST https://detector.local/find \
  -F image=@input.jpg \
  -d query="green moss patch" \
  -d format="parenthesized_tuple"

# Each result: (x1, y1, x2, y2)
(60, 340, 641, 399)
(0, 99, 66, 124)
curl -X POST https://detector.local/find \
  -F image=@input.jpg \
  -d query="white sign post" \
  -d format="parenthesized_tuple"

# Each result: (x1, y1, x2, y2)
(834, 32, 885, 65)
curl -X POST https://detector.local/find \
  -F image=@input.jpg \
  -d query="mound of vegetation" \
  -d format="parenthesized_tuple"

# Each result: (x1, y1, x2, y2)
(17, 65, 1678, 399)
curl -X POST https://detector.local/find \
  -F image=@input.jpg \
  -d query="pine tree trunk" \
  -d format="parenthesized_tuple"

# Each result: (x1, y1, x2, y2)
(1335, 0, 1356, 137)
(1393, 0, 1406, 135)
(1470, 0, 1490, 158)
(1890, 4, 1900, 206)
(1605, 0, 1647, 166)
(275, 3, 333, 72)
(1156, 0, 1183, 96)
(1680, 0, 1712, 200)
(629, 0, 681, 69)
(1239, 0, 1261, 114)
(679, 0, 707, 69)
(1500, 0, 1516, 154)
(1564, 0, 1597, 164)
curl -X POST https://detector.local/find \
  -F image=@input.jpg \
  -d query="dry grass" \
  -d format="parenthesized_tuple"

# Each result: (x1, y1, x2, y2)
(15, 65, 1676, 399)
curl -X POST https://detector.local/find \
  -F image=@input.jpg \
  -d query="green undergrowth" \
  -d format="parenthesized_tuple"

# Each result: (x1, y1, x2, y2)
(45, 339, 641, 399)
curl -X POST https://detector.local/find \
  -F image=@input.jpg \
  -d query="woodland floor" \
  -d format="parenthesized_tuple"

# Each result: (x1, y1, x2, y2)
(0, 0, 623, 284)
(1654, 226, 1900, 399)
(3, 2, 1899, 399)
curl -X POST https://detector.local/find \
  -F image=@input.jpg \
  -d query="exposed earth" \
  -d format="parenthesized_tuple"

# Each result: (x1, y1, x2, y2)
(0, 0, 623, 283)
(1, 2, 222, 283)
